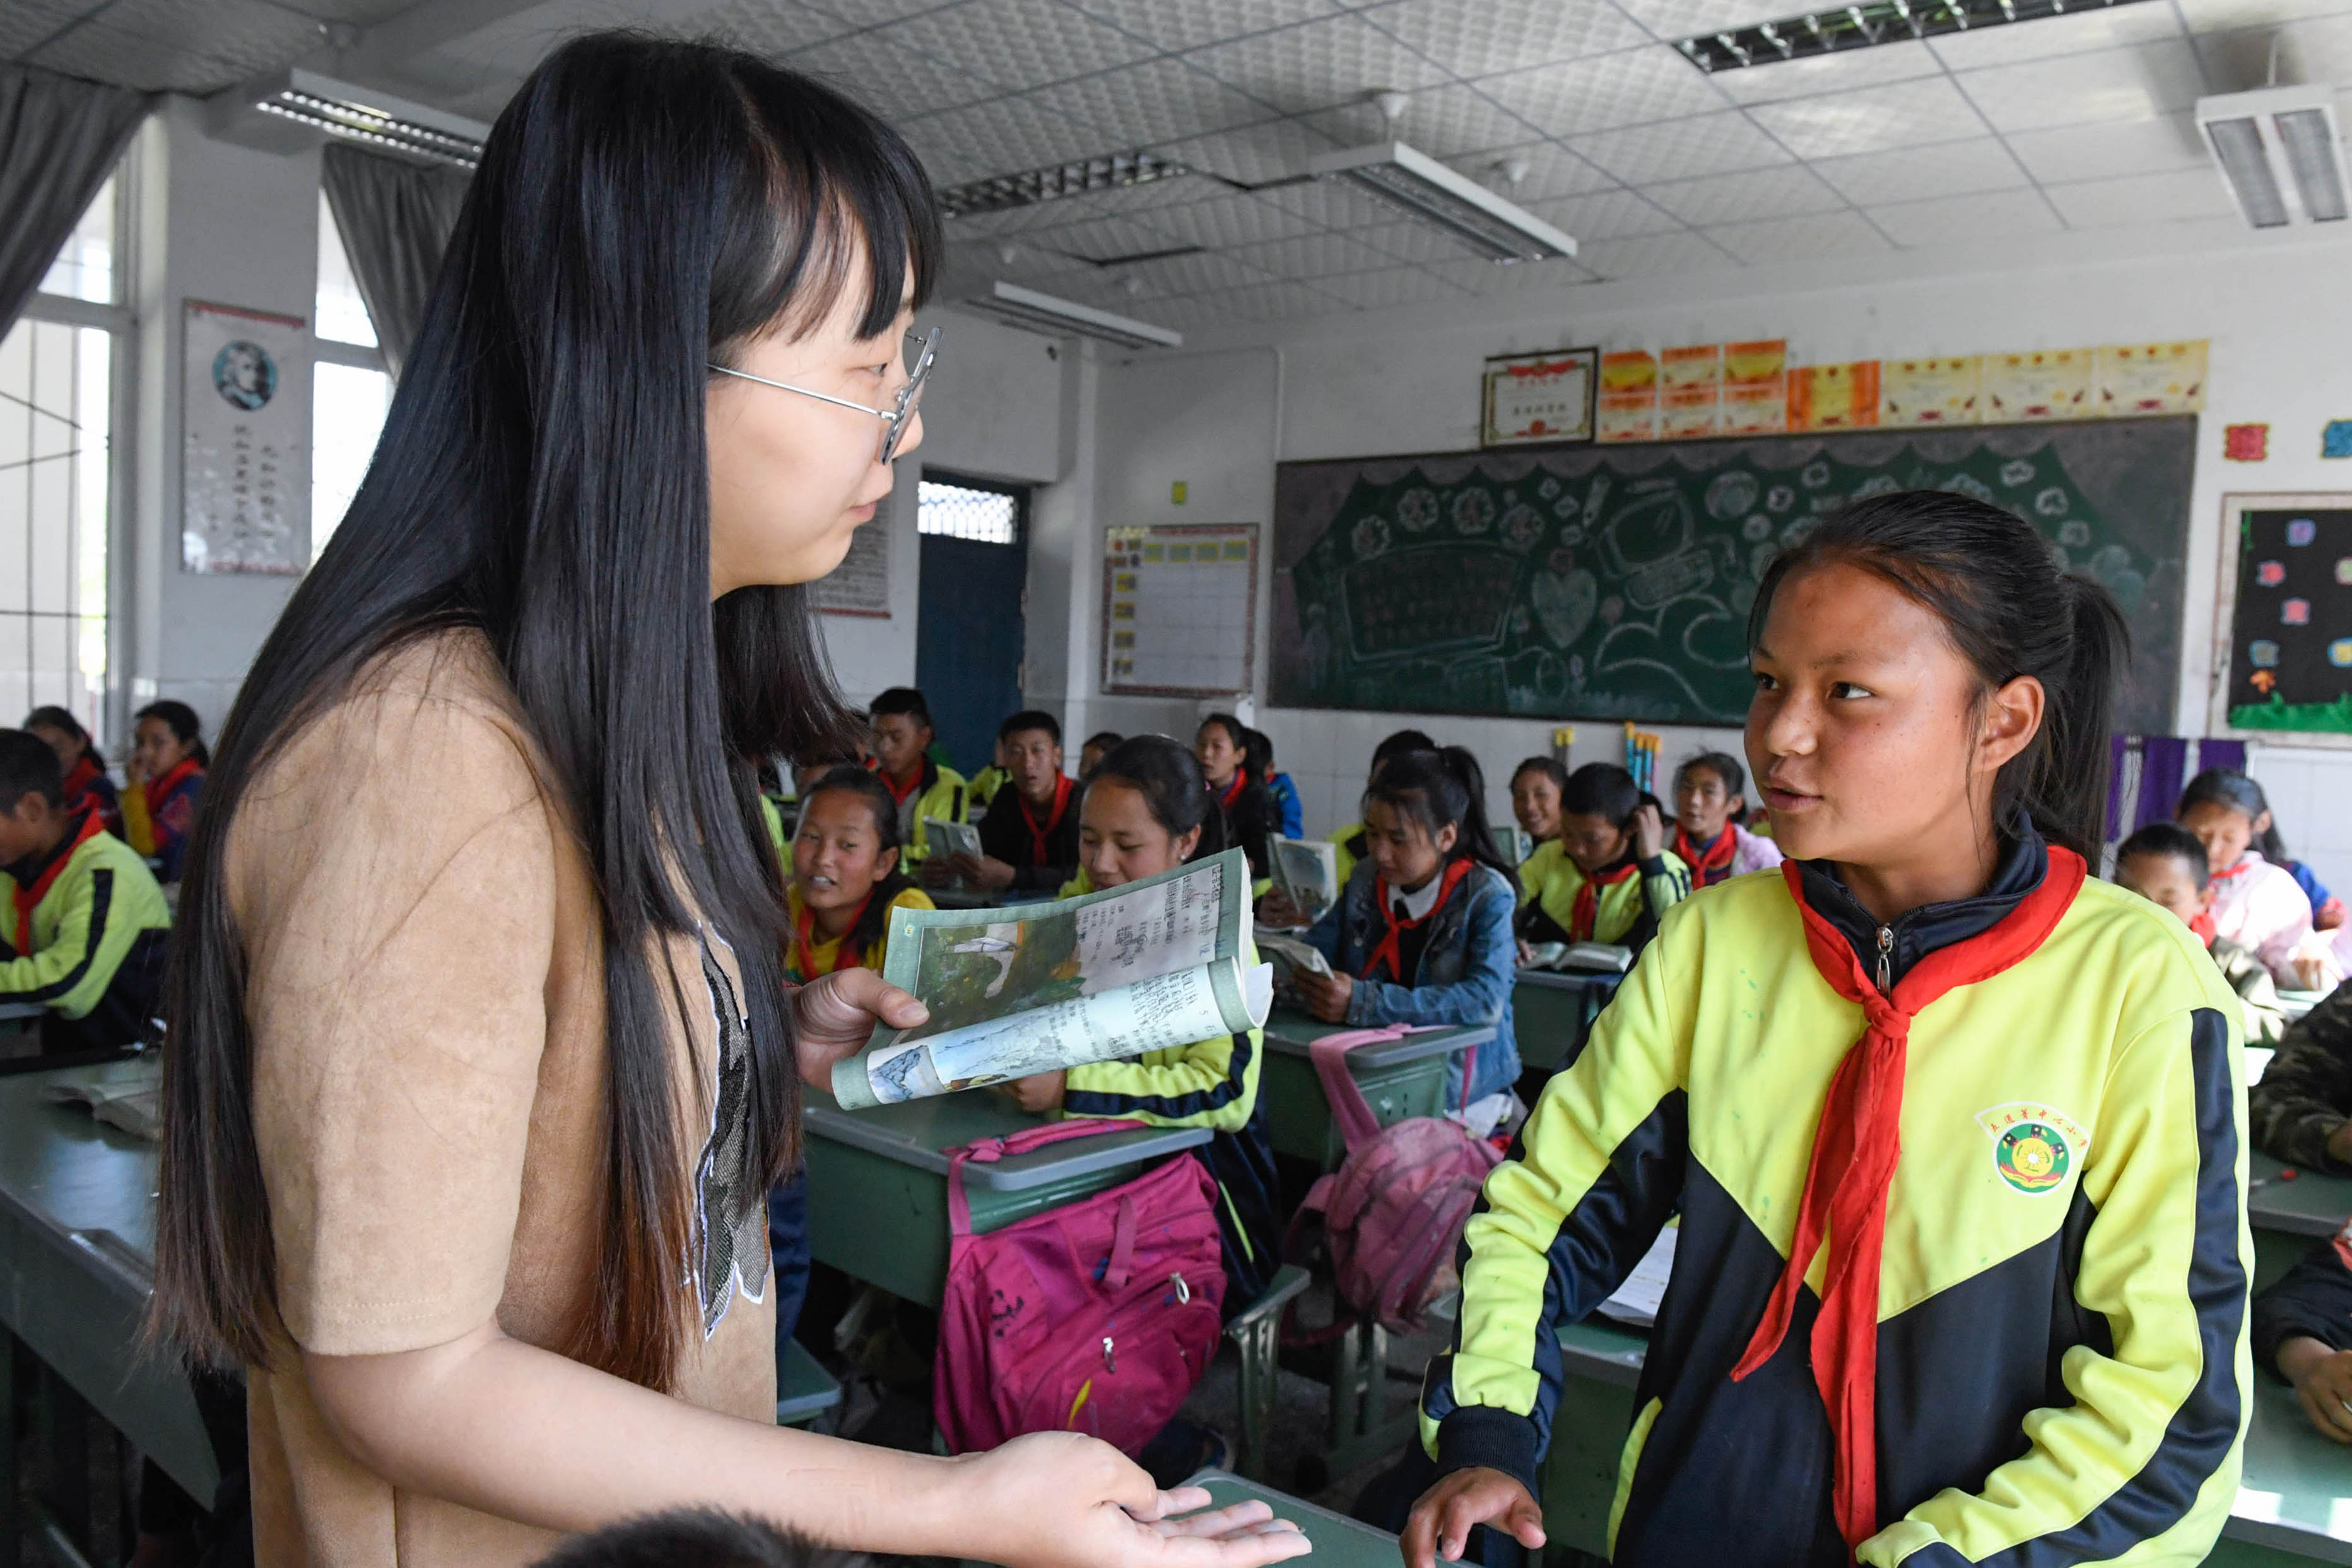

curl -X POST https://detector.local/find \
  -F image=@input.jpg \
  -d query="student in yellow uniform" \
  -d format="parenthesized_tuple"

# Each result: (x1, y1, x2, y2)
(1006, 735, 1279, 1311)
(1508, 758, 1566, 855)
(1328, 727, 1437, 888)
(784, 766, 934, 983)
(1406, 491, 2249, 1568)
(967, 733, 1011, 812)
(1515, 763, 1690, 961)
(867, 686, 965, 865)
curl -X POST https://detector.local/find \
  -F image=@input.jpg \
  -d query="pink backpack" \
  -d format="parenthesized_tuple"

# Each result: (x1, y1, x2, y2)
(934, 1120, 1226, 1456)
(1287, 1026, 1503, 1336)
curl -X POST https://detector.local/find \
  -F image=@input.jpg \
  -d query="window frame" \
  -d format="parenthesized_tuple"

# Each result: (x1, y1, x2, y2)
(916, 469, 1029, 547)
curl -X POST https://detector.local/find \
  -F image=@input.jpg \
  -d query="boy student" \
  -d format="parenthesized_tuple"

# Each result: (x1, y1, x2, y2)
(866, 687, 965, 864)
(2113, 822, 2288, 1042)
(953, 711, 1081, 894)
(0, 728, 171, 1051)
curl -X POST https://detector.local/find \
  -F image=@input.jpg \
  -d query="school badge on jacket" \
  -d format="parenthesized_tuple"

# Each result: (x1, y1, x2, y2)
(1973, 1101, 2091, 1195)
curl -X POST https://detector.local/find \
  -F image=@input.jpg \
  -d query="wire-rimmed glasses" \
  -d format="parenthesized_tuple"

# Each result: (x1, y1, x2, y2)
(709, 327, 939, 463)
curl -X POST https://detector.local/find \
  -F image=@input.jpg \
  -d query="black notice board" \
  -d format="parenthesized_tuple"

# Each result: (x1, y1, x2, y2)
(2221, 500, 2352, 736)
(1270, 417, 2195, 734)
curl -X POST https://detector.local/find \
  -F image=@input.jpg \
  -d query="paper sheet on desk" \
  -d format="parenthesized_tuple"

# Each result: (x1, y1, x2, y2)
(1596, 1226, 1676, 1328)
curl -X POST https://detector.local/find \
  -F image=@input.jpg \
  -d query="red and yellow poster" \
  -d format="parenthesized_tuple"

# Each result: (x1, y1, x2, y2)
(2094, 341, 2206, 417)
(1597, 350, 1658, 443)
(1984, 349, 2092, 423)
(1787, 361, 1881, 431)
(1881, 356, 1981, 426)
(1721, 339, 1787, 435)
(1659, 343, 1720, 440)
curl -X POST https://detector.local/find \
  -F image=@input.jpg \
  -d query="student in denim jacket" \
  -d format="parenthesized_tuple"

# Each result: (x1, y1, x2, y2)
(1290, 746, 1521, 1113)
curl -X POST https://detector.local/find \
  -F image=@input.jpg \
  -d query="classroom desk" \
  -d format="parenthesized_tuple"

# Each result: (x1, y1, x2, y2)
(2249, 1152, 2352, 1292)
(2280, 991, 2328, 1026)
(1511, 970, 1624, 1075)
(1181, 1469, 1399, 1568)
(1259, 1010, 1493, 1167)
(799, 1087, 1210, 1308)
(0, 1057, 220, 1559)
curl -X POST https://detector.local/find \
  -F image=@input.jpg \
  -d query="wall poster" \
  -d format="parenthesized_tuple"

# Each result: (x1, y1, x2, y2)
(2211, 492, 2352, 744)
(181, 300, 309, 576)
(1481, 348, 1596, 447)
(1102, 524, 1258, 698)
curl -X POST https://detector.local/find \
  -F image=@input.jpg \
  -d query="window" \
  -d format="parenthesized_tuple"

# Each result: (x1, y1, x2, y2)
(917, 476, 1022, 544)
(4, 171, 124, 733)
(312, 191, 389, 561)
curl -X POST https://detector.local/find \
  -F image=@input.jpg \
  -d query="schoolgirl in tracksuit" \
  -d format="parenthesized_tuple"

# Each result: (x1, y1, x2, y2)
(1408, 492, 2251, 1568)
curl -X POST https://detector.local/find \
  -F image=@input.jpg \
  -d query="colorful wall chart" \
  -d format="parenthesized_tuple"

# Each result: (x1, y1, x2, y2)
(2218, 497, 2352, 736)
(1102, 524, 1259, 697)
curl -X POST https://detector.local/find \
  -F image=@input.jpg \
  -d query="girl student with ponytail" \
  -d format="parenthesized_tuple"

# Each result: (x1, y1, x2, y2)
(1669, 749, 1783, 888)
(1291, 746, 1522, 1116)
(1514, 763, 1692, 960)
(1006, 736, 1283, 1309)
(784, 766, 934, 984)
(1408, 491, 2251, 1568)
(2177, 767, 2343, 990)
(122, 699, 208, 883)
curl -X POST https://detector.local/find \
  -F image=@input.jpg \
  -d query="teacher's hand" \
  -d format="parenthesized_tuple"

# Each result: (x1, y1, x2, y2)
(790, 968, 928, 1090)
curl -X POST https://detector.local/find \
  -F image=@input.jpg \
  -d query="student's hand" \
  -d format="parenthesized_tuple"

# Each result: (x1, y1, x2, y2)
(1401, 1467, 1546, 1568)
(920, 858, 956, 888)
(1291, 968, 1353, 1024)
(953, 1431, 1310, 1568)
(1256, 891, 1305, 929)
(1009, 1070, 1066, 1113)
(972, 855, 1019, 892)
(1632, 802, 1666, 862)
(788, 968, 928, 1089)
(2281, 1337, 2352, 1444)
(1515, 939, 1536, 968)
(2293, 952, 2331, 992)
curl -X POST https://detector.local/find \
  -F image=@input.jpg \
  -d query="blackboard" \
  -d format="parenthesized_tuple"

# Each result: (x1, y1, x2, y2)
(2217, 496, 2352, 737)
(1270, 417, 2195, 734)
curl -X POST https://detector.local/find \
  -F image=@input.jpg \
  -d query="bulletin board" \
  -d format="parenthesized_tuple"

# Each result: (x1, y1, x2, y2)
(2211, 493, 2352, 744)
(1101, 524, 1259, 698)
(1271, 417, 2195, 734)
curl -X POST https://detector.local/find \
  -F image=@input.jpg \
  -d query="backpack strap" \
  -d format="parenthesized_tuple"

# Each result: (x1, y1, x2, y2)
(946, 1117, 1149, 1237)
(1305, 1025, 1425, 1156)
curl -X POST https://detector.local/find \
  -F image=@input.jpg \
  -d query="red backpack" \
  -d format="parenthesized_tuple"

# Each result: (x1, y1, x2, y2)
(934, 1121, 1226, 1456)
(1287, 1026, 1503, 1335)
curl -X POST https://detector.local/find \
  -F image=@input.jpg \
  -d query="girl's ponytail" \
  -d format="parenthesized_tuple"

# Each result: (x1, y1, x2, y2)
(2035, 575, 2129, 862)
(1436, 744, 1518, 892)
(1367, 746, 1520, 895)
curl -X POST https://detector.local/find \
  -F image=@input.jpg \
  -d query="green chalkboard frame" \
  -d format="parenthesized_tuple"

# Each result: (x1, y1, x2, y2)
(2209, 491, 2352, 747)
(1271, 417, 2194, 734)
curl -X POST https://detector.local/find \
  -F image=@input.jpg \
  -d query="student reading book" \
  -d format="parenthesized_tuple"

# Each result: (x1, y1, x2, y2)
(868, 687, 966, 865)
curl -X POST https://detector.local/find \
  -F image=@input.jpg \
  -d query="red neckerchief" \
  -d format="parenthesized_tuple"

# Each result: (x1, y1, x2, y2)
(1016, 775, 1074, 867)
(792, 888, 874, 981)
(1363, 858, 1474, 981)
(1674, 825, 1739, 887)
(1731, 847, 2086, 1556)
(2189, 909, 2218, 945)
(1570, 860, 1640, 942)
(144, 756, 201, 814)
(62, 755, 102, 803)
(875, 759, 923, 806)
(2209, 857, 2254, 882)
(1218, 768, 1249, 810)
(15, 809, 105, 954)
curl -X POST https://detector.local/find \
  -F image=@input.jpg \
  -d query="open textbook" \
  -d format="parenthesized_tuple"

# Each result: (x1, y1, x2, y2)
(923, 816, 983, 864)
(832, 846, 1274, 1108)
(1522, 940, 1635, 974)
(1270, 838, 1338, 925)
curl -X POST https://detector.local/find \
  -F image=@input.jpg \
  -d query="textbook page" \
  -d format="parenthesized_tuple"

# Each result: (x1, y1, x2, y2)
(1271, 838, 1339, 924)
(924, 817, 982, 862)
(833, 848, 1272, 1108)
(1595, 1225, 1676, 1328)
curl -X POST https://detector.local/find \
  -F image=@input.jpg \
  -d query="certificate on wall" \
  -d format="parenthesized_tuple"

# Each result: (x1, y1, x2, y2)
(1596, 351, 1658, 443)
(2095, 341, 2207, 417)
(1481, 348, 1597, 446)
(1984, 349, 2092, 423)
(1720, 339, 1787, 435)
(1881, 356, 1982, 426)
(181, 300, 310, 575)
(1659, 344, 1721, 439)
(1787, 361, 1880, 431)
(812, 495, 892, 616)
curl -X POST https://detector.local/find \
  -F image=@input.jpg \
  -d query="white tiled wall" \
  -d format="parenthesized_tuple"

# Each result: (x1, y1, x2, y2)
(2246, 744, 2352, 903)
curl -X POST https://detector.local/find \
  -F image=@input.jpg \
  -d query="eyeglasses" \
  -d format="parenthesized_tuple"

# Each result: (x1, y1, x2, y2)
(709, 327, 939, 463)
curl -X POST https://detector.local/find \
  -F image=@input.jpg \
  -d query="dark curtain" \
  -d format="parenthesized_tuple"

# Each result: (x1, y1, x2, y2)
(319, 142, 469, 381)
(0, 64, 150, 336)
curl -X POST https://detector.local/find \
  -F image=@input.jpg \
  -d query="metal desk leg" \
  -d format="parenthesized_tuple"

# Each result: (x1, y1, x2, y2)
(1224, 1267, 1310, 1482)
(1324, 1317, 1420, 1478)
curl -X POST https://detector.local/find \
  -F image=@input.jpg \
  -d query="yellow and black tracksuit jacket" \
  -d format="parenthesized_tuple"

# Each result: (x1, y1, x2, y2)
(1423, 829, 2252, 1567)
(876, 758, 967, 864)
(1515, 839, 1691, 956)
(0, 814, 172, 1046)
(781, 882, 933, 985)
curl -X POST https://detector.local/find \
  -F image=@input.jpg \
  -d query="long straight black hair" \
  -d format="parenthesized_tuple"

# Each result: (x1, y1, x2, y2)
(2178, 767, 2290, 863)
(1365, 746, 1519, 894)
(152, 33, 940, 1389)
(1748, 491, 2127, 861)
(1090, 734, 1234, 862)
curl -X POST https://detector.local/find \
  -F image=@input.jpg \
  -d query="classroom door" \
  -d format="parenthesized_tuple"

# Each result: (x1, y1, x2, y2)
(914, 474, 1029, 776)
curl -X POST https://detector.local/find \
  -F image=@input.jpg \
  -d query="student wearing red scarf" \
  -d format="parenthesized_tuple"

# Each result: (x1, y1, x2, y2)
(1515, 763, 1690, 961)
(1408, 493, 2249, 1568)
(1669, 750, 1784, 888)
(24, 706, 121, 836)
(1194, 711, 1278, 882)
(2114, 822, 2286, 1043)
(120, 699, 208, 884)
(959, 711, 1082, 894)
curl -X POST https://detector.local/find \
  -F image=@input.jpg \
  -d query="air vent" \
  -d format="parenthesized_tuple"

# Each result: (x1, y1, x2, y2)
(939, 151, 1194, 219)
(1674, 0, 2158, 73)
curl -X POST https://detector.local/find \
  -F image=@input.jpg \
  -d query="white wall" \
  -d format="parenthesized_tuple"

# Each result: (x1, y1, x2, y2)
(1086, 218, 2352, 882)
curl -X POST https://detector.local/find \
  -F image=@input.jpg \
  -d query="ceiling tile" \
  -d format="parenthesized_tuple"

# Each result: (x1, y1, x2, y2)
(1867, 187, 2063, 247)
(1299, 82, 1541, 158)
(1703, 208, 1893, 262)
(1059, 0, 1344, 56)
(1746, 76, 1990, 158)
(1707, 40, 1942, 106)
(1423, 254, 1600, 295)
(1574, 228, 1741, 280)
(1437, 141, 1618, 201)
(1614, 0, 1793, 35)
(1810, 137, 2028, 203)
(1223, 230, 1402, 276)
(2003, 112, 2208, 184)
(1523, 187, 1687, 240)
(1160, 116, 1343, 182)
(2043, 165, 2240, 226)
(1120, 248, 1284, 295)
(0, 3, 94, 58)
(1313, 265, 1476, 308)
(1928, 0, 2185, 69)
(2264, 10, 2352, 81)
(694, 0, 865, 56)
(1159, 279, 1349, 324)
(902, 97, 1121, 183)
(944, 177, 1222, 237)
(1645, 164, 1848, 225)
(801, 0, 965, 23)
(1567, 110, 1794, 183)
(28, 0, 322, 91)
(2175, 0, 2352, 34)
(789, 30, 1003, 117)
(1360, 0, 1650, 80)
(889, 0, 1158, 91)
(1481, 45, 1731, 137)
(1954, 40, 2208, 133)
(1023, 57, 1276, 144)
(1137, 190, 1324, 247)
(1182, 12, 1452, 112)
(1256, 173, 1402, 227)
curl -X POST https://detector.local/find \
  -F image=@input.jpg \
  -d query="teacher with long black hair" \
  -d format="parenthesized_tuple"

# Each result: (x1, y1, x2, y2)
(150, 33, 1308, 1568)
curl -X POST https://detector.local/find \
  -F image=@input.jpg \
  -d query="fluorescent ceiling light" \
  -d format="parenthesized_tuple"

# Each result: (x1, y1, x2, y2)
(209, 68, 486, 169)
(939, 151, 1194, 219)
(1674, 0, 2158, 72)
(962, 282, 1183, 349)
(2197, 84, 2349, 228)
(1303, 141, 1575, 262)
